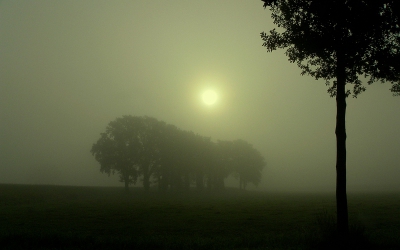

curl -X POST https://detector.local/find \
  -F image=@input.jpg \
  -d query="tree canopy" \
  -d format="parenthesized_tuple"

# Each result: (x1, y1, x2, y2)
(261, 0, 400, 97)
(91, 115, 266, 192)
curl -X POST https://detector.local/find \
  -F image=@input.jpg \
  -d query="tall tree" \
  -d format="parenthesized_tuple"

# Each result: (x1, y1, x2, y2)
(260, 0, 399, 235)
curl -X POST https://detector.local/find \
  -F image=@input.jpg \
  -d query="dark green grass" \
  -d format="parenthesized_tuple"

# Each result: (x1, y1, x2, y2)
(0, 184, 399, 249)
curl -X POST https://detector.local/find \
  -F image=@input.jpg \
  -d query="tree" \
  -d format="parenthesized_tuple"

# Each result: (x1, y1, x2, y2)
(135, 116, 166, 191)
(231, 139, 266, 190)
(91, 115, 166, 192)
(192, 135, 214, 191)
(91, 115, 142, 192)
(203, 140, 228, 190)
(260, 0, 399, 235)
(156, 123, 180, 191)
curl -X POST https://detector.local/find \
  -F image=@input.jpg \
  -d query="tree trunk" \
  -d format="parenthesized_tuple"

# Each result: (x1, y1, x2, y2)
(157, 165, 168, 192)
(335, 50, 349, 235)
(124, 176, 129, 193)
(142, 162, 152, 192)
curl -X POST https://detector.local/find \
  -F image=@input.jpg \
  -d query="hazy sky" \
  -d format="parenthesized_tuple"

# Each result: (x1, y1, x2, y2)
(1, 0, 399, 192)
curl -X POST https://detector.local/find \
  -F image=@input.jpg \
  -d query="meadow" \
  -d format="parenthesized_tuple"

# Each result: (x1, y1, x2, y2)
(0, 184, 399, 250)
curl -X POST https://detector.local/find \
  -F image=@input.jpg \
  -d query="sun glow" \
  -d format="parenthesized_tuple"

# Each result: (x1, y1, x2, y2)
(202, 89, 218, 105)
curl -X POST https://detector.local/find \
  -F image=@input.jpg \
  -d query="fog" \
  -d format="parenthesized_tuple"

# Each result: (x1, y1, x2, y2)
(1, 0, 399, 192)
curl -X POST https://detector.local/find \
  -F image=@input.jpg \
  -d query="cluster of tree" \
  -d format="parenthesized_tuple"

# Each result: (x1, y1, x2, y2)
(91, 115, 266, 192)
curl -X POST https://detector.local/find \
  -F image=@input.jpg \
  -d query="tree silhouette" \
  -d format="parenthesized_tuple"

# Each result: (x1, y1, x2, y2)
(193, 135, 214, 191)
(156, 124, 180, 191)
(261, 0, 399, 235)
(135, 116, 166, 191)
(231, 139, 265, 190)
(90, 115, 142, 192)
(91, 116, 167, 192)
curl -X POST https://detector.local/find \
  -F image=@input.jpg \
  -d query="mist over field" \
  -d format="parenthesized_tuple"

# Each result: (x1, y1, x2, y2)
(1, 0, 399, 193)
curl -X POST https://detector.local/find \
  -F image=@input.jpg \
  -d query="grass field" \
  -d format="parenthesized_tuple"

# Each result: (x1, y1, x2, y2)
(0, 184, 399, 249)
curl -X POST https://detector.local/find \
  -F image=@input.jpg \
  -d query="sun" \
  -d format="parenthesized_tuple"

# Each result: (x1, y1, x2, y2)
(202, 90, 218, 105)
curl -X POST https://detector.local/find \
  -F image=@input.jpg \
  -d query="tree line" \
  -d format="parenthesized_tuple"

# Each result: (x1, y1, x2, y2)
(91, 115, 266, 192)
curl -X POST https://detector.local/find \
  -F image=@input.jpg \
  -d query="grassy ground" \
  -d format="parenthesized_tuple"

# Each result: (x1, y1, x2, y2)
(0, 184, 399, 249)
